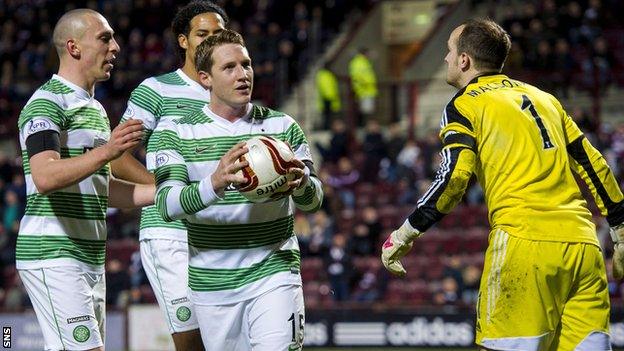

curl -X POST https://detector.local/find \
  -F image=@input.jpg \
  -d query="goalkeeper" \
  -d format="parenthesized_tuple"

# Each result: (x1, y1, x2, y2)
(382, 19, 624, 351)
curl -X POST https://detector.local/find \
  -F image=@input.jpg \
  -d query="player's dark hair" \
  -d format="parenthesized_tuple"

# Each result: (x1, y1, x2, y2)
(457, 19, 511, 72)
(195, 29, 245, 73)
(171, 0, 228, 61)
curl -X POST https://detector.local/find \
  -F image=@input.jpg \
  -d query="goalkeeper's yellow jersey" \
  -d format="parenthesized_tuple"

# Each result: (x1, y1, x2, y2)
(408, 73, 624, 245)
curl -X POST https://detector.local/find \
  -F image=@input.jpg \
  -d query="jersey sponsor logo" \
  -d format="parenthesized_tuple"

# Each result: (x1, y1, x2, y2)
(123, 105, 135, 118)
(72, 115, 88, 124)
(155, 153, 169, 167)
(73, 325, 90, 342)
(176, 306, 191, 322)
(27, 119, 51, 135)
(171, 297, 189, 305)
(67, 315, 91, 324)
(195, 145, 215, 154)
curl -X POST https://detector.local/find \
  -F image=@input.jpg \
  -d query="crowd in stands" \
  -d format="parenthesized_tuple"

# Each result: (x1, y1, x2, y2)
(497, 0, 624, 97)
(1, 0, 624, 313)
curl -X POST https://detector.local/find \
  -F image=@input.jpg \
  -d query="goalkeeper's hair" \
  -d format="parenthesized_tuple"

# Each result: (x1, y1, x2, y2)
(171, 0, 228, 61)
(457, 18, 511, 72)
(195, 29, 245, 73)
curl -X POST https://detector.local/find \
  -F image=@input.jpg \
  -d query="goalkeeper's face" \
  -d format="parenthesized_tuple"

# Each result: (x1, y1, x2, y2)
(444, 26, 463, 88)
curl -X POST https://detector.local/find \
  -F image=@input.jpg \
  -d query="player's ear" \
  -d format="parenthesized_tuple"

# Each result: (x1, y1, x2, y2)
(178, 34, 188, 50)
(66, 39, 80, 58)
(198, 70, 212, 90)
(459, 52, 470, 71)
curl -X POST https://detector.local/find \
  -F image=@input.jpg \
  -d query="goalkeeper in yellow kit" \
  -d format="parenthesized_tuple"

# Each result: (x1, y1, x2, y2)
(381, 19, 624, 351)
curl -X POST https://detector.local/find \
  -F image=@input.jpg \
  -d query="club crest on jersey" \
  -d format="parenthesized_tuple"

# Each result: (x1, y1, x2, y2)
(155, 153, 169, 167)
(27, 119, 50, 135)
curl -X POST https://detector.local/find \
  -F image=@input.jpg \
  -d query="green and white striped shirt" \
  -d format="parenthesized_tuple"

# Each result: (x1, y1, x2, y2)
(16, 75, 111, 273)
(121, 69, 209, 242)
(154, 103, 322, 304)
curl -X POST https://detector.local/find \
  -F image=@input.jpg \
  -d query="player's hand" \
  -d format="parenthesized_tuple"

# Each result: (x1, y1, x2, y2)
(611, 223, 624, 279)
(103, 119, 144, 160)
(287, 158, 307, 191)
(211, 142, 249, 193)
(381, 220, 422, 277)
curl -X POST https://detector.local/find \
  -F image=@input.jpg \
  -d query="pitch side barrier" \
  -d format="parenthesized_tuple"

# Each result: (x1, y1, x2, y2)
(304, 309, 624, 348)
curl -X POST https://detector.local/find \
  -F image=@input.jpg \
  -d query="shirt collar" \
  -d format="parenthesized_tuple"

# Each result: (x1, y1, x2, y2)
(52, 74, 92, 100)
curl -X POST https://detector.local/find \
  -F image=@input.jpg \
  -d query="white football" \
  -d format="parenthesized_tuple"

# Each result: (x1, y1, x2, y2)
(236, 136, 298, 203)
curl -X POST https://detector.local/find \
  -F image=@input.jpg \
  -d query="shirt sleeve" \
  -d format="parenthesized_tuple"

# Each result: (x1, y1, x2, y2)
(121, 79, 163, 142)
(154, 121, 221, 222)
(284, 118, 323, 212)
(19, 96, 66, 141)
(407, 99, 477, 232)
(566, 134, 624, 226)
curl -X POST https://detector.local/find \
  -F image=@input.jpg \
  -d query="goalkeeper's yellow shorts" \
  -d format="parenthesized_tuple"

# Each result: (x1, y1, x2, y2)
(475, 229, 611, 351)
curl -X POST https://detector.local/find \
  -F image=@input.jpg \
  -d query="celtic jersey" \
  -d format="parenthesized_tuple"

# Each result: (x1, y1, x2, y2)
(121, 69, 209, 242)
(408, 73, 624, 245)
(16, 75, 111, 273)
(154, 103, 322, 305)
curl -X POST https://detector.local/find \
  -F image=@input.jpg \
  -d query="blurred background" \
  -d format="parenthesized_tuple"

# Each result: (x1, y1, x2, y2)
(0, 0, 623, 349)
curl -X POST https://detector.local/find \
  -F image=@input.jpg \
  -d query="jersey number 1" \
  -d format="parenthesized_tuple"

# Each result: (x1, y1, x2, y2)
(521, 95, 554, 149)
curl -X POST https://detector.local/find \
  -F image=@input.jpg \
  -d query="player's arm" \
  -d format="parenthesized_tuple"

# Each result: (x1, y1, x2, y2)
(566, 135, 624, 225)
(291, 161, 323, 212)
(285, 122, 323, 212)
(110, 151, 154, 185)
(109, 176, 155, 208)
(561, 106, 624, 277)
(28, 120, 144, 194)
(110, 81, 163, 185)
(382, 102, 477, 276)
(154, 127, 248, 221)
(567, 134, 624, 279)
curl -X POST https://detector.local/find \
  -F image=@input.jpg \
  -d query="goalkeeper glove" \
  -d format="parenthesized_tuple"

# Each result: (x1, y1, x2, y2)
(381, 220, 423, 277)
(611, 223, 624, 279)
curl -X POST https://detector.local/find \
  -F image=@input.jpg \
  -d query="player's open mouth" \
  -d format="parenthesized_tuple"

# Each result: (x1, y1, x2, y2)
(104, 58, 115, 70)
(235, 84, 250, 93)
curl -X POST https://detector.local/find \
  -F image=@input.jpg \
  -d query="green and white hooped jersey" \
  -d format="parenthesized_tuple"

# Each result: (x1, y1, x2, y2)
(16, 75, 111, 274)
(121, 69, 209, 242)
(154, 103, 317, 305)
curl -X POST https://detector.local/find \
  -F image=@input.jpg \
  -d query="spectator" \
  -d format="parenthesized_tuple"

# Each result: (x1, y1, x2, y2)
(327, 157, 360, 210)
(106, 259, 130, 308)
(361, 120, 387, 182)
(352, 260, 382, 302)
(582, 37, 616, 93)
(349, 224, 373, 256)
(348, 47, 378, 126)
(316, 119, 349, 164)
(461, 265, 481, 306)
(323, 233, 352, 302)
(316, 63, 341, 130)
